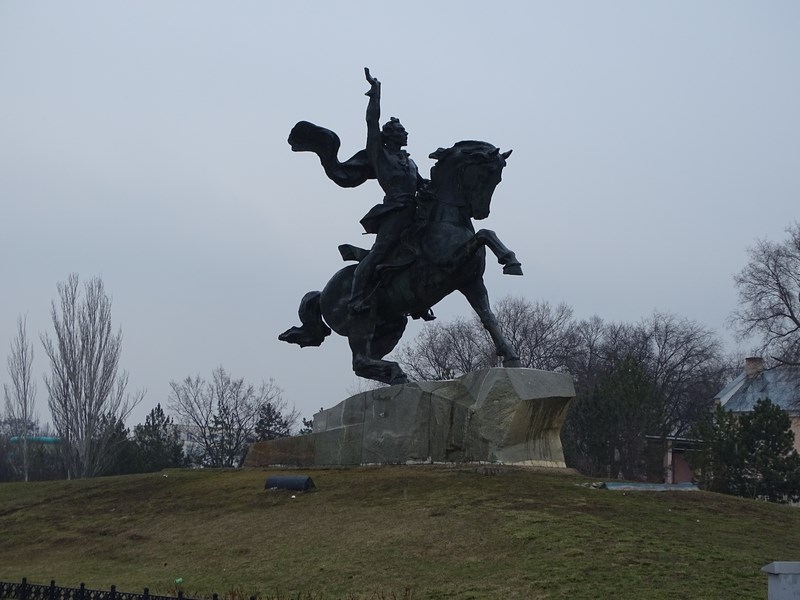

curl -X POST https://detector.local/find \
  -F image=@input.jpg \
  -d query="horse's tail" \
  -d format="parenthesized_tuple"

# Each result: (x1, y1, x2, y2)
(278, 291, 332, 347)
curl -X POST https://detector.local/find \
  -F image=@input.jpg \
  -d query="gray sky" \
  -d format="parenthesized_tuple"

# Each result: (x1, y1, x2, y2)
(2, 1, 799, 426)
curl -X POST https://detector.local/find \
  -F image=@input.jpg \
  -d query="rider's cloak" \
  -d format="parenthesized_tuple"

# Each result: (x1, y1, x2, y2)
(288, 121, 375, 188)
(289, 120, 416, 234)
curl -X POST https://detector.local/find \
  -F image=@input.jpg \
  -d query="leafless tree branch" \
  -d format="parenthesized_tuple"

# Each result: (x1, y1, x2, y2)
(4, 315, 37, 481)
(731, 223, 800, 366)
(168, 367, 289, 467)
(41, 274, 143, 478)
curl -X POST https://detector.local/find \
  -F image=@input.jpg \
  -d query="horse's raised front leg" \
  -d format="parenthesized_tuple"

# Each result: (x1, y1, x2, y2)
(475, 229, 523, 275)
(442, 230, 522, 275)
(459, 279, 521, 368)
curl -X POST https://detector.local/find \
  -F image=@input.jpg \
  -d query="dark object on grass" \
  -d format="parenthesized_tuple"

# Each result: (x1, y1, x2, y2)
(264, 475, 316, 492)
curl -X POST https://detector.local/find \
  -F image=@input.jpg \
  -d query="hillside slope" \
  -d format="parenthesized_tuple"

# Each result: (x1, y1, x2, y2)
(1, 466, 798, 599)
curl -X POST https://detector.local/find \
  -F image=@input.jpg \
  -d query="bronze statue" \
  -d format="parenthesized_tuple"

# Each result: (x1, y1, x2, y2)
(280, 68, 523, 385)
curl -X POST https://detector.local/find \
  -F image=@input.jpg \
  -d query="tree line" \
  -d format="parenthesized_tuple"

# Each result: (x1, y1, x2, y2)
(396, 299, 731, 479)
(4, 222, 800, 493)
(1, 274, 297, 482)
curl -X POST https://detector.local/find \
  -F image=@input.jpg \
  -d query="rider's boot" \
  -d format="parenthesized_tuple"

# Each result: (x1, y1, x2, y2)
(348, 268, 373, 314)
(349, 246, 381, 314)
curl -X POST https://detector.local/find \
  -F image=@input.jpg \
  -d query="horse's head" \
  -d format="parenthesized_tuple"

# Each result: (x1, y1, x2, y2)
(429, 141, 512, 221)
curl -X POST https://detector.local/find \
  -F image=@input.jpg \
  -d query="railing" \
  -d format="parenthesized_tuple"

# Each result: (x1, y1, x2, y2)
(0, 579, 254, 600)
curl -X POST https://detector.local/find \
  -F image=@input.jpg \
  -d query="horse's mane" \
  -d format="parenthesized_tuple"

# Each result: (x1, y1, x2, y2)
(428, 141, 503, 185)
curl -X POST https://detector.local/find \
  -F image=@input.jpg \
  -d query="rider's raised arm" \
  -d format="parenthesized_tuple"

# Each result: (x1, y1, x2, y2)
(364, 67, 382, 157)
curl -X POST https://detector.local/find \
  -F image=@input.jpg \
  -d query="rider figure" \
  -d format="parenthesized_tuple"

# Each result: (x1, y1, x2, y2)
(349, 68, 426, 313)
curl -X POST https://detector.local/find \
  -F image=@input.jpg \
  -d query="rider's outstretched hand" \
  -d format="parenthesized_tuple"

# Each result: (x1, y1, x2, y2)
(364, 67, 381, 97)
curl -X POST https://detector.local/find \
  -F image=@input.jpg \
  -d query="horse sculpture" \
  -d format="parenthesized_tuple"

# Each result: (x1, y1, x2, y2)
(279, 140, 524, 385)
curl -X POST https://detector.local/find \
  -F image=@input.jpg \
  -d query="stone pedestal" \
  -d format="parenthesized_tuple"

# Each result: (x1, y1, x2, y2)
(762, 562, 800, 600)
(245, 367, 575, 468)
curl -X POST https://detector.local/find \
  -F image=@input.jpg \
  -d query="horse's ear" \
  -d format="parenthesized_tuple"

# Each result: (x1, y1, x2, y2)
(429, 147, 447, 160)
(501, 150, 513, 160)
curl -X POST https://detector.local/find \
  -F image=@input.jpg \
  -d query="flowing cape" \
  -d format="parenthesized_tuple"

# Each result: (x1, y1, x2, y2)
(288, 121, 375, 188)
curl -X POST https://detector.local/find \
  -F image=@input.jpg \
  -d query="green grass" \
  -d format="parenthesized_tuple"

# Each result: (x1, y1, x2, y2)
(0, 465, 798, 599)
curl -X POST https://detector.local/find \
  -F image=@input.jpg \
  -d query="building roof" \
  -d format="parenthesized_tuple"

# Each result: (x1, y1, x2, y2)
(716, 366, 800, 414)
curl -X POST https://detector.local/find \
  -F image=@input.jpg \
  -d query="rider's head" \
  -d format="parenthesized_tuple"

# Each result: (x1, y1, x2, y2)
(382, 117, 408, 148)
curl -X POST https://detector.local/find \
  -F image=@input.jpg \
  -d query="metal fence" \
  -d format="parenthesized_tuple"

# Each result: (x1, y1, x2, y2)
(0, 579, 254, 600)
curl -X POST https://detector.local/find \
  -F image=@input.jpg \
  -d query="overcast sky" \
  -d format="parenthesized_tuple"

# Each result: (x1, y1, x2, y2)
(2, 1, 798, 426)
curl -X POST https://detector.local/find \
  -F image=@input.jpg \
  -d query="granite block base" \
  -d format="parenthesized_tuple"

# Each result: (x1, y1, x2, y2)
(245, 367, 575, 468)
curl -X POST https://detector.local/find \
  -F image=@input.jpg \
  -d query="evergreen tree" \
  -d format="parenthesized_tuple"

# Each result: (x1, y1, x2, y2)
(687, 404, 743, 494)
(132, 404, 185, 472)
(690, 398, 800, 503)
(298, 417, 314, 435)
(254, 402, 291, 441)
(102, 417, 139, 476)
(739, 398, 800, 501)
(568, 356, 666, 479)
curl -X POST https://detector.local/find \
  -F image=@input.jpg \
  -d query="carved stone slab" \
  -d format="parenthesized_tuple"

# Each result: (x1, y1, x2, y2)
(245, 368, 575, 468)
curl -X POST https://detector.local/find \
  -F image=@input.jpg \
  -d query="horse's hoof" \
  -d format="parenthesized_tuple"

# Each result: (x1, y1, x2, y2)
(503, 263, 523, 276)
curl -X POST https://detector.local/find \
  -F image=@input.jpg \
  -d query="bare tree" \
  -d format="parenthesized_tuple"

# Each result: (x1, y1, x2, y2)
(571, 312, 724, 434)
(493, 297, 580, 371)
(732, 222, 800, 366)
(168, 367, 290, 467)
(568, 315, 607, 393)
(395, 297, 581, 380)
(564, 313, 724, 476)
(41, 274, 143, 478)
(395, 317, 492, 381)
(643, 312, 725, 434)
(4, 315, 37, 481)
(396, 296, 726, 475)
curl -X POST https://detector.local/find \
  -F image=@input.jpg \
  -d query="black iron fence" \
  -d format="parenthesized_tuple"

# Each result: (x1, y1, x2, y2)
(0, 579, 253, 600)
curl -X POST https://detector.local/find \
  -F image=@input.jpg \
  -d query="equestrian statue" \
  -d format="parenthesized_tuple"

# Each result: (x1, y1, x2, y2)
(279, 68, 523, 385)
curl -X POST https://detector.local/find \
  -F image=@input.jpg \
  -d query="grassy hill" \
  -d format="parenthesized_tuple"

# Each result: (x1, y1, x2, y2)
(1, 466, 798, 599)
